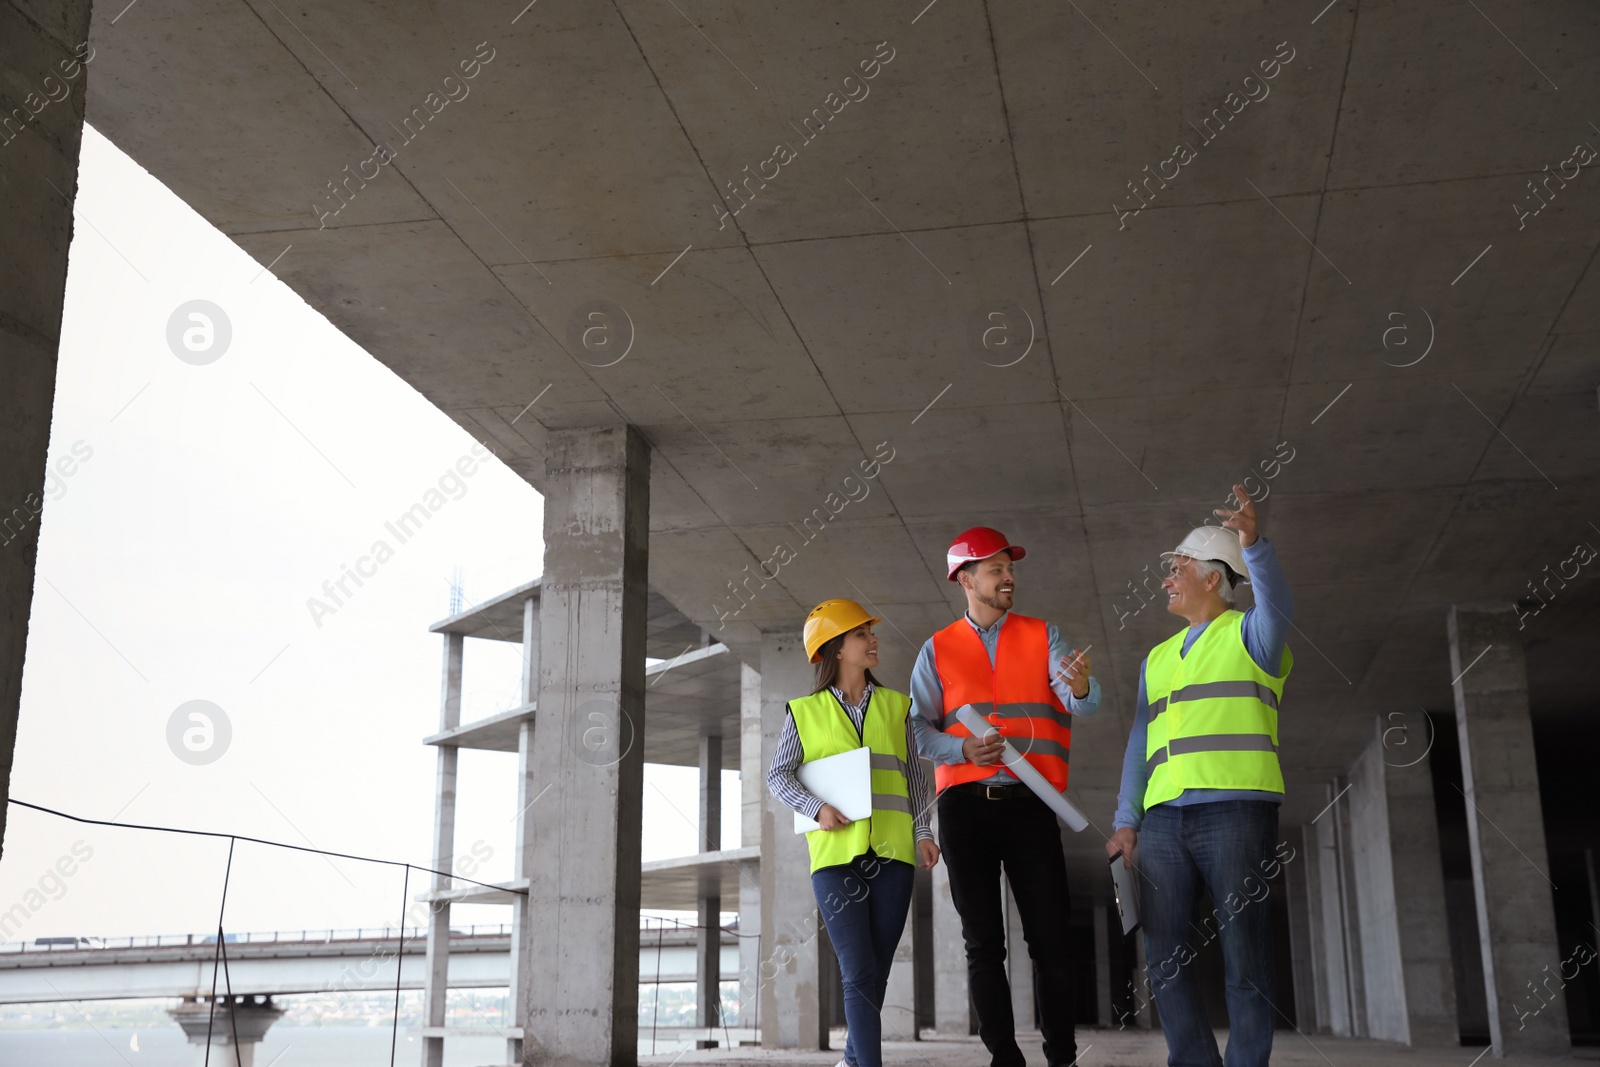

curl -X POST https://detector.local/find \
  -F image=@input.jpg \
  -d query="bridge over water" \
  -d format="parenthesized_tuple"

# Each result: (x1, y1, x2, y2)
(0, 922, 736, 1005)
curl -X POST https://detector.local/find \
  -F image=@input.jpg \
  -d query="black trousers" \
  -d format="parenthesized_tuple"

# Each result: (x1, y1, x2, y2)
(938, 786, 1077, 1067)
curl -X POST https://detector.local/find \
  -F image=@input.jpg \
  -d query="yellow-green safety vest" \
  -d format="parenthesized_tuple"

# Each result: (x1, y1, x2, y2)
(1144, 610, 1292, 809)
(788, 687, 916, 874)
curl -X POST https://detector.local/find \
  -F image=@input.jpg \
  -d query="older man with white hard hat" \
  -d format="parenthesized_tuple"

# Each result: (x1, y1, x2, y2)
(1106, 484, 1294, 1067)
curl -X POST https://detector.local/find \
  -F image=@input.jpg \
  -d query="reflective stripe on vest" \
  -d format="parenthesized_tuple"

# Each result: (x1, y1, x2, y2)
(1148, 681, 1281, 724)
(931, 614, 1072, 794)
(788, 687, 916, 874)
(1143, 610, 1292, 808)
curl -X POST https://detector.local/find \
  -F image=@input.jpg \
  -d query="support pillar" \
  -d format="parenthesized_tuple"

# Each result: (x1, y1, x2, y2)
(1308, 778, 1357, 1036)
(508, 594, 540, 1066)
(1344, 715, 1458, 1045)
(422, 631, 463, 1067)
(1285, 823, 1321, 1033)
(697, 732, 723, 1030)
(1093, 901, 1112, 1026)
(1333, 777, 1368, 1038)
(1005, 882, 1035, 1029)
(522, 425, 649, 1067)
(738, 662, 762, 1032)
(1132, 928, 1155, 1029)
(757, 632, 829, 1050)
(930, 841, 970, 1034)
(0, 0, 91, 863)
(1449, 604, 1570, 1056)
(170, 996, 284, 1067)
(882, 913, 920, 1041)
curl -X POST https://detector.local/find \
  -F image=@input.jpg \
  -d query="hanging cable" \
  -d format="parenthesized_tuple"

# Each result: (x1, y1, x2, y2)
(7, 798, 521, 896)
(202, 836, 236, 1067)
(389, 864, 410, 1067)
(218, 931, 243, 1067)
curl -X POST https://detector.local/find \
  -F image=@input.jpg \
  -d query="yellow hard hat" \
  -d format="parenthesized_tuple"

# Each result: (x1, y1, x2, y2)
(803, 599, 882, 663)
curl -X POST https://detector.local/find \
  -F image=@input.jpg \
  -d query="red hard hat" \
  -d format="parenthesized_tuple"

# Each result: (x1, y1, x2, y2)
(946, 526, 1026, 581)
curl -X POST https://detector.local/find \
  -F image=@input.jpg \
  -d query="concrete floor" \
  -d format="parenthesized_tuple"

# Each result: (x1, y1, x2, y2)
(641, 1030, 1600, 1067)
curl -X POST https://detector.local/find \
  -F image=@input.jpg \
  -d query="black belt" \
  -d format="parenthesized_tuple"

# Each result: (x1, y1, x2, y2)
(948, 781, 1036, 800)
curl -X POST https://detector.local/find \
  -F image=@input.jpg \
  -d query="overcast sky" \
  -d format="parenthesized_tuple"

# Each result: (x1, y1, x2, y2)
(0, 125, 736, 941)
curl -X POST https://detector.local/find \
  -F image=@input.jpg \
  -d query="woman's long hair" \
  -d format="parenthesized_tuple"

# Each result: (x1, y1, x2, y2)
(811, 630, 883, 695)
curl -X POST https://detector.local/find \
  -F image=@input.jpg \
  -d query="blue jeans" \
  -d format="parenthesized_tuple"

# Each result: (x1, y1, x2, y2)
(811, 851, 916, 1067)
(1139, 800, 1279, 1067)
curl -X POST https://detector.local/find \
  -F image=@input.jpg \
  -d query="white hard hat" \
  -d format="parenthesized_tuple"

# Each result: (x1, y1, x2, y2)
(1163, 527, 1249, 584)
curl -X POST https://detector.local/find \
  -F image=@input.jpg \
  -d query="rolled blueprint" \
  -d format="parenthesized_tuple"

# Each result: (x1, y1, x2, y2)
(954, 704, 1089, 832)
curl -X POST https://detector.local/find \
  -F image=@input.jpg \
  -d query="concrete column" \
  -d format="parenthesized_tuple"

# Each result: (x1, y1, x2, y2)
(912, 865, 934, 1031)
(0, 0, 91, 864)
(882, 915, 919, 1042)
(697, 732, 723, 1029)
(757, 632, 829, 1050)
(738, 662, 762, 1031)
(1344, 715, 1458, 1045)
(422, 632, 463, 1067)
(1005, 882, 1035, 1029)
(1093, 901, 1112, 1026)
(1132, 929, 1155, 1029)
(508, 593, 540, 1065)
(523, 425, 649, 1067)
(170, 996, 284, 1067)
(930, 846, 970, 1034)
(1309, 779, 1356, 1036)
(521, 593, 541, 705)
(1332, 779, 1368, 1038)
(1285, 823, 1321, 1033)
(1449, 604, 1570, 1056)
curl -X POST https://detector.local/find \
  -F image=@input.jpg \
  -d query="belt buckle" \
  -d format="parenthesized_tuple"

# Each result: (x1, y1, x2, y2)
(984, 784, 1006, 800)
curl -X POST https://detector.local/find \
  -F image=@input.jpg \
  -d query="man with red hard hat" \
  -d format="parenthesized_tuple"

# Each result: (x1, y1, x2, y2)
(910, 526, 1099, 1067)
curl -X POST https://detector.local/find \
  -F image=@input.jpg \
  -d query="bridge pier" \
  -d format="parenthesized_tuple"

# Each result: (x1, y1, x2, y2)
(169, 995, 285, 1067)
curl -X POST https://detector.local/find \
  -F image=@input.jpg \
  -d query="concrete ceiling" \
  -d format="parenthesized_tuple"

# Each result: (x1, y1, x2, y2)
(84, 0, 1600, 838)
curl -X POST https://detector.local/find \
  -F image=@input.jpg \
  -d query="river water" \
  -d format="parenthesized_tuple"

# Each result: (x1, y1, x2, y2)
(2, 1026, 517, 1065)
(0, 1026, 721, 1064)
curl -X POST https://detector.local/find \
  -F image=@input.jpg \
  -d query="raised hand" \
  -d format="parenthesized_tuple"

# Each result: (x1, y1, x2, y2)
(1055, 647, 1092, 699)
(1215, 482, 1259, 548)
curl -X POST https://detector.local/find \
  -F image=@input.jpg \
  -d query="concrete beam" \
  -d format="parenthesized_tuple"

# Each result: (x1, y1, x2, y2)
(757, 632, 828, 1050)
(523, 425, 650, 1067)
(0, 0, 91, 864)
(1449, 604, 1570, 1057)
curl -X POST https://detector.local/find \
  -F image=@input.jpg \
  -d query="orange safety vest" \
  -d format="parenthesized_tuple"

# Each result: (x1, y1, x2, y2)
(931, 613, 1072, 793)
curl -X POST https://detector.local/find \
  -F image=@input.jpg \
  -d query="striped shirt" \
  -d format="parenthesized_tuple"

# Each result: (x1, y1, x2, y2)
(766, 683, 934, 843)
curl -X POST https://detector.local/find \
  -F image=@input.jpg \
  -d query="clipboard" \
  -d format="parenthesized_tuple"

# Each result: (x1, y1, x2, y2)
(792, 746, 873, 833)
(1109, 853, 1141, 935)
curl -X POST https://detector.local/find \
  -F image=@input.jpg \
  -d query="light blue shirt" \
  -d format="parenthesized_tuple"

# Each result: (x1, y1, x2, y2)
(910, 612, 1101, 786)
(1112, 536, 1294, 830)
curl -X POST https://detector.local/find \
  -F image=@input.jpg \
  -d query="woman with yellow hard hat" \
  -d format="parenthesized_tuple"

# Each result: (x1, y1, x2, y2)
(766, 598, 938, 1067)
